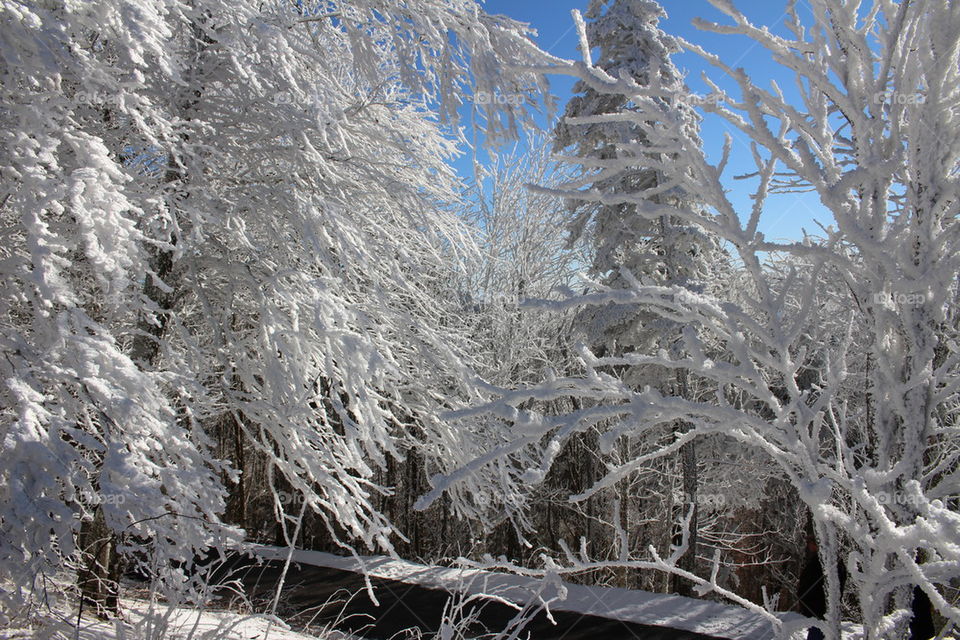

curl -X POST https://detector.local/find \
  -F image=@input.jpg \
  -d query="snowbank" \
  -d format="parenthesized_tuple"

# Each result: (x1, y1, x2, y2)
(0, 593, 344, 640)
(253, 546, 812, 640)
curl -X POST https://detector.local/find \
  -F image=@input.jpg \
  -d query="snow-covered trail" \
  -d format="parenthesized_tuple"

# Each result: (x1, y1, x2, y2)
(234, 546, 811, 640)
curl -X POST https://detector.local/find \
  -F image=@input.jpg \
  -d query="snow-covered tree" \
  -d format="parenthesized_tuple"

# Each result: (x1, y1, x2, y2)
(552, 0, 726, 594)
(459, 134, 584, 385)
(0, 0, 549, 617)
(421, 1, 960, 638)
(555, 0, 708, 289)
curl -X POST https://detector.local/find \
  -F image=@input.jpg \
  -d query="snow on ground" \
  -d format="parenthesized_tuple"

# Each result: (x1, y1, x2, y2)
(0, 589, 354, 640)
(253, 545, 814, 640)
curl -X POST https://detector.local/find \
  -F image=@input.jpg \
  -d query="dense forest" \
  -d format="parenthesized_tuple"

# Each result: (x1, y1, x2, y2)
(0, 1, 958, 639)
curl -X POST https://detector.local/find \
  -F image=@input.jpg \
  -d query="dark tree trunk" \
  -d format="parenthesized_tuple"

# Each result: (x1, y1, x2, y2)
(77, 505, 121, 619)
(222, 411, 248, 528)
(909, 586, 935, 640)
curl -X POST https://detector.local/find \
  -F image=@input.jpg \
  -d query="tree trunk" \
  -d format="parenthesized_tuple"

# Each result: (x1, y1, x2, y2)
(671, 363, 698, 596)
(76, 7, 213, 614)
(673, 437, 699, 596)
(222, 411, 248, 528)
(77, 505, 121, 619)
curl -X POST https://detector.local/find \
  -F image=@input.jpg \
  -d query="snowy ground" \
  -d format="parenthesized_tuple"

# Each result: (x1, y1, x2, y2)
(252, 546, 815, 640)
(1, 550, 855, 640)
(0, 601, 340, 640)
(0, 580, 356, 640)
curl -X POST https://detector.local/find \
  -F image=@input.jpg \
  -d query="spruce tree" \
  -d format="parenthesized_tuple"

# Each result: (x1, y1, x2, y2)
(553, 0, 722, 594)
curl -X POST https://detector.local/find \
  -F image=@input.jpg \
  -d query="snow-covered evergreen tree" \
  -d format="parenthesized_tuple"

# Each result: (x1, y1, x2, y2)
(423, 1, 960, 638)
(552, 0, 726, 594)
(554, 0, 711, 292)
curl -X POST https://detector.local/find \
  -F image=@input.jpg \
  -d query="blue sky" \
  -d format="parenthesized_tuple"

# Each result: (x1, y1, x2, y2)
(460, 0, 831, 243)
